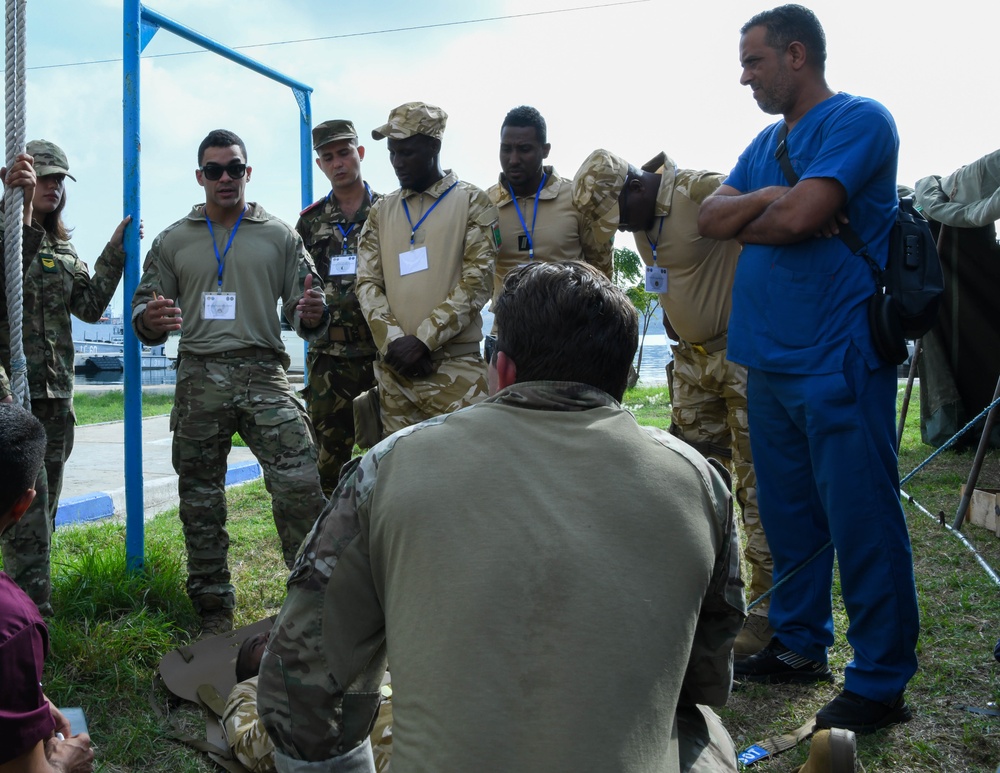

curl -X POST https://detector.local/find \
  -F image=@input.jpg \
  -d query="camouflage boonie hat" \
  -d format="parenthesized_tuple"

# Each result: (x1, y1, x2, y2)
(313, 119, 358, 150)
(371, 102, 447, 141)
(572, 149, 628, 243)
(25, 139, 76, 181)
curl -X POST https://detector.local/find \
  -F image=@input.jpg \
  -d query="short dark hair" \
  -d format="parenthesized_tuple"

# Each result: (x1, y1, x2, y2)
(235, 633, 262, 683)
(197, 129, 248, 166)
(0, 404, 46, 515)
(501, 105, 547, 144)
(493, 261, 638, 401)
(742, 4, 827, 70)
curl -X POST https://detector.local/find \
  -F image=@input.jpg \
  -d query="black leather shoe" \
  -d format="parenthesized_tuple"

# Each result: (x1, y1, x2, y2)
(733, 636, 833, 684)
(815, 689, 912, 734)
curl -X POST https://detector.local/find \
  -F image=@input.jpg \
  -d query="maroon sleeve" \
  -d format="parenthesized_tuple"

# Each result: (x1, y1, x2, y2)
(0, 573, 55, 764)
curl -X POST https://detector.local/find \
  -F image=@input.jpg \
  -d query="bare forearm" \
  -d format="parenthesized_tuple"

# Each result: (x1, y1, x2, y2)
(698, 186, 789, 240)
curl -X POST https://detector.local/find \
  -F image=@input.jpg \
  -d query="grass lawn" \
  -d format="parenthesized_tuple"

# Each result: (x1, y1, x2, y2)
(22, 381, 1000, 771)
(73, 390, 175, 425)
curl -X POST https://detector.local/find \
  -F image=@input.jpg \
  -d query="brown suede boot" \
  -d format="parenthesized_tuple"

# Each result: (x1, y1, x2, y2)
(734, 613, 774, 659)
(794, 728, 865, 773)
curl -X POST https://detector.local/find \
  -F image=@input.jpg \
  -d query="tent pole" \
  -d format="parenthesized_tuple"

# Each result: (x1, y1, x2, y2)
(896, 339, 921, 450)
(952, 374, 1000, 531)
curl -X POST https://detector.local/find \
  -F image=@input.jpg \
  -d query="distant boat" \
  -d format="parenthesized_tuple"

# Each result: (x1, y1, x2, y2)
(72, 310, 170, 373)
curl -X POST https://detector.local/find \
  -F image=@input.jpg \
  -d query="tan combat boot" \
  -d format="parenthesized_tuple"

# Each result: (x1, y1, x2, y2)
(734, 613, 774, 658)
(794, 728, 865, 773)
(196, 595, 235, 640)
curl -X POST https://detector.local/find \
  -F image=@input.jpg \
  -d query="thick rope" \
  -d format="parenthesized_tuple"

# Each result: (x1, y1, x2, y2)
(3, 0, 28, 408)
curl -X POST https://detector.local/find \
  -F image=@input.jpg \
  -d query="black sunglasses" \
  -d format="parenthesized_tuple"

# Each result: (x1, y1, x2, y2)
(199, 162, 247, 181)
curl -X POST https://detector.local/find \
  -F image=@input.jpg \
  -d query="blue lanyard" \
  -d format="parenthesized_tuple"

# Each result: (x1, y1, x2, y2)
(330, 183, 371, 254)
(508, 173, 547, 260)
(402, 181, 458, 246)
(646, 216, 665, 264)
(205, 206, 247, 288)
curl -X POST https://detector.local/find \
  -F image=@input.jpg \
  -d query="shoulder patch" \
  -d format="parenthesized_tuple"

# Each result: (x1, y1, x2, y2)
(299, 198, 327, 216)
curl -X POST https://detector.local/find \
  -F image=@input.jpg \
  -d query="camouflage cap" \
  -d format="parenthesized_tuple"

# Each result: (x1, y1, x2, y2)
(25, 139, 76, 181)
(312, 119, 358, 150)
(371, 102, 447, 141)
(572, 149, 629, 243)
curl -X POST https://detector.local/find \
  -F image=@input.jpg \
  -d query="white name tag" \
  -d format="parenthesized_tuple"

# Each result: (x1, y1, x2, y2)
(329, 254, 358, 275)
(399, 246, 429, 276)
(203, 292, 237, 320)
(645, 265, 668, 293)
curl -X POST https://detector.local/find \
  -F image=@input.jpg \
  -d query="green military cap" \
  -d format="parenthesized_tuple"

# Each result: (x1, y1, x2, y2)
(25, 139, 76, 181)
(572, 149, 629, 244)
(371, 101, 447, 141)
(312, 119, 358, 150)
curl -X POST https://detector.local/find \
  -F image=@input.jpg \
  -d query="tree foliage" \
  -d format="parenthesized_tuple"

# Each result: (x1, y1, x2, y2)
(613, 247, 660, 384)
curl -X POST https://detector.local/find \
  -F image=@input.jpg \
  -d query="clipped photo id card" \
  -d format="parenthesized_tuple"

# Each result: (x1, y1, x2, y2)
(399, 246, 429, 276)
(645, 265, 667, 293)
(203, 292, 237, 320)
(329, 254, 358, 275)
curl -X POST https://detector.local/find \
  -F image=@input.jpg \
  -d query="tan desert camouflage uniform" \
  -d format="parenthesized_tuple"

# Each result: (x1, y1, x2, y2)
(0, 208, 125, 611)
(131, 202, 327, 615)
(356, 171, 498, 437)
(296, 184, 380, 494)
(573, 149, 773, 621)
(223, 675, 394, 773)
(223, 677, 276, 773)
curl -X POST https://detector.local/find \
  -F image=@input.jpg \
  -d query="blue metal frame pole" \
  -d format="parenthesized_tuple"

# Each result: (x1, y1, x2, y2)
(123, 0, 144, 571)
(120, 5, 314, 571)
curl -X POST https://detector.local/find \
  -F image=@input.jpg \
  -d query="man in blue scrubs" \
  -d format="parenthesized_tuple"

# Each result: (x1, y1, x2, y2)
(698, 4, 919, 734)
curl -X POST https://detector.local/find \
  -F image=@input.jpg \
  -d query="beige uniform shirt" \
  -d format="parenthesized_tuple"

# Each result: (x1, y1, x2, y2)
(634, 153, 742, 345)
(258, 382, 744, 773)
(487, 166, 613, 313)
(356, 171, 498, 354)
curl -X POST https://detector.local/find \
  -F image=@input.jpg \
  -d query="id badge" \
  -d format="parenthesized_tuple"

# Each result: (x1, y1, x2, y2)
(330, 254, 358, 275)
(645, 265, 667, 293)
(399, 246, 429, 276)
(203, 291, 236, 320)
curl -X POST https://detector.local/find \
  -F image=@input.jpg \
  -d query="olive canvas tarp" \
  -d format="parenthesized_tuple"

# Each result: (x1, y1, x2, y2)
(914, 149, 1000, 447)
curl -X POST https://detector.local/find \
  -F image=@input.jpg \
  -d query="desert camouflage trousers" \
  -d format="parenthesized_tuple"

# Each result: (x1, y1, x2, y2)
(374, 352, 488, 438)
(0, 463, 51, 614)
(171, 355, 326, 614)
(669, 343, 773, 614)
(305, 350, 377, 496)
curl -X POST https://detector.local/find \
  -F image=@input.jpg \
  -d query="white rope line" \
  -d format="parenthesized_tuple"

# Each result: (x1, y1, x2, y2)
(3, 0, 28, 408)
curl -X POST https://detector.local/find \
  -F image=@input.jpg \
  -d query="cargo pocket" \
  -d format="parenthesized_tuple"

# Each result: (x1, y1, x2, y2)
(171, 417, 222, 475)
(252, 405, 312, 463)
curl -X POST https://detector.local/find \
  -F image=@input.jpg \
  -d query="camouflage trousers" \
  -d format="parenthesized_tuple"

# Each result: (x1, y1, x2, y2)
(374, 352, 488, 439)
(171, 355, 326, 614)
(34, 397, 75, 527)
(0, 463, 51, 613)
(677, 704, 738, 772)
(669, 342, 773, 614)
(305, 349, 377, 496)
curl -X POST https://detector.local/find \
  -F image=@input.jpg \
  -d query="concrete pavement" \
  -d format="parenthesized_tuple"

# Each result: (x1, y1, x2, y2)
(56, 402, 262, 529)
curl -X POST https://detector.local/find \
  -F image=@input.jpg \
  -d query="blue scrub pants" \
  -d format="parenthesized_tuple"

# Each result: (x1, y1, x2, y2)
(747, 345, 919, 702)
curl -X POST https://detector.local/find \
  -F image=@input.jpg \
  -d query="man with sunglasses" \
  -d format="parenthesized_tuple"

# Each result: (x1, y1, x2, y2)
(356, 102, 500, 438)
(295, 120, 380, 494)
(483, 105, 612, 362)
(131, 129, 328, 638)
(573, 149, 775, 659)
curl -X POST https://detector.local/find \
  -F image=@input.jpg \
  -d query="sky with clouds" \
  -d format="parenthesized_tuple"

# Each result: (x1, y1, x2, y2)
(9, 0, 999, 313)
